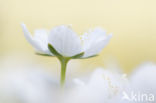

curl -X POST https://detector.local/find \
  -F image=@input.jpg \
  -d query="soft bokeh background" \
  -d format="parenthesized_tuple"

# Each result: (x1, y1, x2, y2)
(1, 0, 156, 73)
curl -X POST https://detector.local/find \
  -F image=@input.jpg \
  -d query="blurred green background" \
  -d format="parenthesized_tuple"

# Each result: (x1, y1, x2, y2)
(1, 0, 156, 73)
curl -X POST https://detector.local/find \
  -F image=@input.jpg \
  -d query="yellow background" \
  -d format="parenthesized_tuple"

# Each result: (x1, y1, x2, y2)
(1, 0, 156, 73)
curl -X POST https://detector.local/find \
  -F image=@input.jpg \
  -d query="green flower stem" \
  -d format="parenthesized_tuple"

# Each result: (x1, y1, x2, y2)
(59, 57, 70, 87)
(48, 44, 84, 87)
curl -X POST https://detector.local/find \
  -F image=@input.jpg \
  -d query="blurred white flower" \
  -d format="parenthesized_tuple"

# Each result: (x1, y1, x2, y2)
(66, 68, 129, 103)
(21, 24, 112, 58)
(130, 62, 156, 103)
(0, 69, 60, 103)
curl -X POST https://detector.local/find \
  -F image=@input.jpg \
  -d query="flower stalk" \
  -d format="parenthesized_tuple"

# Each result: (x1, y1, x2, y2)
(59, 57, 69, 87)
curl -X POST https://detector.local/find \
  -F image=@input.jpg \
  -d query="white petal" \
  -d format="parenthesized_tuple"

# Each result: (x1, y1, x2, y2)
(21, 24, 51, 55)
(48, 25, 82, 57)
(33, 29, 51, 54)
(82, 28, 112, 57)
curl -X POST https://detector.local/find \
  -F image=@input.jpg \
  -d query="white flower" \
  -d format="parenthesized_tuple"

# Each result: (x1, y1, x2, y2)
(0, 69, 58, 103)
(21, 24, 112, 58)
(66, 68, 129, 103)
(130, 62, 156, 97)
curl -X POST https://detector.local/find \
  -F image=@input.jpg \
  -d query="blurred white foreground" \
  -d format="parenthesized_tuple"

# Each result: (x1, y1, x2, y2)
(0, 57, 156, 103)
